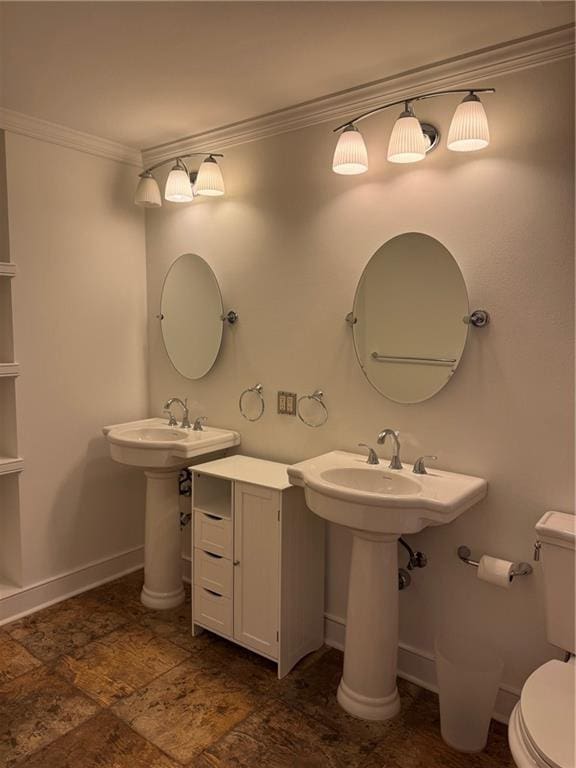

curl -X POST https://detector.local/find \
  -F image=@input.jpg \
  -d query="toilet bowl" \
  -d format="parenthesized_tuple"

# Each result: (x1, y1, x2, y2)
(508, 511, 575, 768)
(508, 659, 575, 768)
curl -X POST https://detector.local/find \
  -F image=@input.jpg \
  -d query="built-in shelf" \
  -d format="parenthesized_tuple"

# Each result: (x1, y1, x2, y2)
(0, 363, 19, 378)
(0, 263, 16, 277)
(0, 457, 24, 476)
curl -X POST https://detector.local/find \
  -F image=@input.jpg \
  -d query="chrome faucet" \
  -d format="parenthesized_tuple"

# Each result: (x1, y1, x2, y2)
(193, 416, 207, 432)
(377, 429, 403, 469)
(163, 397, 192, 429)
(358, 443, 379, 465)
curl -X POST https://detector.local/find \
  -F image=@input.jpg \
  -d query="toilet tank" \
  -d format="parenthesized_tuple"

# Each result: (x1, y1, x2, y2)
(535, 511, 576, 654)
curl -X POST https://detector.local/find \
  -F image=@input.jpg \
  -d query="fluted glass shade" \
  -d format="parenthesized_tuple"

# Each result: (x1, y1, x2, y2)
(165, 167, 194, 202)
(195, 156, 225, 196)
(387, 111, 427, 163)
(447, 94, 489, 152)
(332, 125, 368, 175)
(134, 173, 161, 207)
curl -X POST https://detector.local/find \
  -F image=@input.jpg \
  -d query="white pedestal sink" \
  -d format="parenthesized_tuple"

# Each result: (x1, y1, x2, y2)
(288, 451, 487, 721)
(103, 418, 240, 609)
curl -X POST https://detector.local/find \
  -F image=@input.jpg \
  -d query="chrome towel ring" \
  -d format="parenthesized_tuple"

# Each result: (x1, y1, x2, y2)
(239, 383, 265, 422)
(297, 390, 328, 428)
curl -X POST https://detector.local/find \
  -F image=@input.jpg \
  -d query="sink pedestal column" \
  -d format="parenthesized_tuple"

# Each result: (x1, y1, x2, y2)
(141, 469, 185, 610)
(337, 532, 401, 721)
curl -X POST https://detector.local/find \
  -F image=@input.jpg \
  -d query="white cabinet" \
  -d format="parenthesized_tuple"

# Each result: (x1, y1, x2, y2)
(191, 455, 325, 678)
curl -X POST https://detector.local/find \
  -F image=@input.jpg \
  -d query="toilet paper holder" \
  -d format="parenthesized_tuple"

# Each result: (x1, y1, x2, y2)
(457, 545, 533, 578)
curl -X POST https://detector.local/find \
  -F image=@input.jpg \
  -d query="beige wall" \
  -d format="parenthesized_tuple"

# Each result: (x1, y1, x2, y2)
(6, 133, 148, 586)
(146, 59, 574, 696)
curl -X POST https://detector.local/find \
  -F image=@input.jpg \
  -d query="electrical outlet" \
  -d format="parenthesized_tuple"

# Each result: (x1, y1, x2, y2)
(277, 391, 297, 415)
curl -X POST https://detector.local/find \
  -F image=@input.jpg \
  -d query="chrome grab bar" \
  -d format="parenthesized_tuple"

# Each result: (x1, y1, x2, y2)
(371, 352, 457, 366)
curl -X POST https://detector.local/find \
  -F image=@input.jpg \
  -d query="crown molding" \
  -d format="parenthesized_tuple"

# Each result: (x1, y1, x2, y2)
(0, 108, 142, 167)
(143, 24, 575, 166)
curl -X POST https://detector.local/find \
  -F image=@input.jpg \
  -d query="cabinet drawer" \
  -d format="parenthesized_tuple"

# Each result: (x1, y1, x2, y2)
(194, 548, 233, 598)
(194, 511, 233, 558)
(193, 586, 233, 638)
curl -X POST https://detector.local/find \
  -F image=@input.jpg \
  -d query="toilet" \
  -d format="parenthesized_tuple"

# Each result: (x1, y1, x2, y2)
(508, 511, 576, 768)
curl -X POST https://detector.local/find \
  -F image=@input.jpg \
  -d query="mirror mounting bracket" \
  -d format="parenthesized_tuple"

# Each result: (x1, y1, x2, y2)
(222, 310, 239, 325)
(464, 309, 490, 327)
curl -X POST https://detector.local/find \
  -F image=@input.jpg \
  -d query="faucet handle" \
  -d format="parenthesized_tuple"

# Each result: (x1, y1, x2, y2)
(413, 455, 437, 475)
(193, 416, 208, 432)
(358, 443, 380, 465)
(164, 409, 178, 427)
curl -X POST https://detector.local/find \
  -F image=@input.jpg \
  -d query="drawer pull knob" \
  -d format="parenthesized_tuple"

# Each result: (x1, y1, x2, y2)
(204, 588, 223, 597)
(204, 513, 223, 521)
(233, 560, 240, 566)
(204, 551, 223, 559)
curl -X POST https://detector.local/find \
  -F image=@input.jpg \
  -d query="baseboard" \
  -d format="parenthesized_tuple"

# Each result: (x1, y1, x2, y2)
(0, 546, 144, 625)
(324, 612, 519, 725)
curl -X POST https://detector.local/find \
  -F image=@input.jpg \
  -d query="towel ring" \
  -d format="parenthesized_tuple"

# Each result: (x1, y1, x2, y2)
(239, 383, 265, 422)
(297, 390, 328, 428)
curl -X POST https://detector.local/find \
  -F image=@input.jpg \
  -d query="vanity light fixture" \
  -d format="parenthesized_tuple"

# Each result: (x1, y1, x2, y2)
(332, 125, 369, 175)
(164, 159, 194, 203)
(387, 102, 427, 164)
(134, 152, 225, 207)
(332, 88, 495, 175)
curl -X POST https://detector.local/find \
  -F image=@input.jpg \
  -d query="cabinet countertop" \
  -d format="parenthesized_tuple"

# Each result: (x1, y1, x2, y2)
(191, 454, 292, 491)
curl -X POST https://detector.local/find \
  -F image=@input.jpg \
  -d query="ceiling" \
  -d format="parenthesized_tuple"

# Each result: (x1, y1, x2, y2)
(1, 2, 573, 149)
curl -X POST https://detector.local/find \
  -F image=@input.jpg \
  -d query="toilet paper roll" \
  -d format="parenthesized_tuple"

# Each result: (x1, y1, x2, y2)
(477, 555, 514, 589)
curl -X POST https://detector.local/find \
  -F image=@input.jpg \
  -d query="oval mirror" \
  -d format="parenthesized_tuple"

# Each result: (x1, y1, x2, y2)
(160, 254, 224, 379)
(352, 233, 469, 404)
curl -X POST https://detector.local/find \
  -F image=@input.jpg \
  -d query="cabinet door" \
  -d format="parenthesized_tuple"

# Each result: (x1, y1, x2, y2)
(233, 482, 280, 658)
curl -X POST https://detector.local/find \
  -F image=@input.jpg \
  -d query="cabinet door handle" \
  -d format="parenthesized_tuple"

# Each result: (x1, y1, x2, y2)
(203, 588, 223, 597)
(204, 513, 223, 521)
(204, 551, 223, 559)
(233, 560, 240, 566)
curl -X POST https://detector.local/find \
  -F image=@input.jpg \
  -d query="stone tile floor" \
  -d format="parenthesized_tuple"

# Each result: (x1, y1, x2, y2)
(0, 570, 515, 767)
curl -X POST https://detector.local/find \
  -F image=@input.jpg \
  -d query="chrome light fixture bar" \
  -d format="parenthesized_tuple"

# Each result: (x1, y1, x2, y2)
(332, 88, 495, 175)
(134, 152, 225, 208)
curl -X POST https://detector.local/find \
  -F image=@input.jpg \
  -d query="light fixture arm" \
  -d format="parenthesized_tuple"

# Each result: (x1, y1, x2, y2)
(139, 152, 224, 178)
(333, 88, 495, 133)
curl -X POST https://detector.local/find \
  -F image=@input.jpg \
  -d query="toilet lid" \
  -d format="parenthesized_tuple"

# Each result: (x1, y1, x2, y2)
(520, 660, 575, 768)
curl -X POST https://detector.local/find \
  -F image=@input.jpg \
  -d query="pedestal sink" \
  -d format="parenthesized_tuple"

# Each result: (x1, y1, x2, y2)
(103, 418, 240, 609)
(288, 450, 487, 721)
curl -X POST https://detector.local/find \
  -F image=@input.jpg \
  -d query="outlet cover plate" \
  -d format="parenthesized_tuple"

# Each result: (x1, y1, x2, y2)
(278, 391, 297, 416)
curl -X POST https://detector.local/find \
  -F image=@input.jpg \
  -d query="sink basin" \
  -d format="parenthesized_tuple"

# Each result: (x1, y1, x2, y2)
(103, 417, 240, 469)
(119, 427, 189, 443)
(288, 449, 487, 722)
(320, 467, 421, 495)
(288, 450, 487, 535)
(103, 417, 241, 611)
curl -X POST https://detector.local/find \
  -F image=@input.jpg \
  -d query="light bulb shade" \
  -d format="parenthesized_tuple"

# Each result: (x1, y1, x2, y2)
(164, 167, 193, 202)
(134, 173, 161, 207)
(195, 156, 225, 196)
(447, 94, 489, 152)
(332, 125, 368, 175)
(387, 112, 427, 163)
